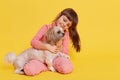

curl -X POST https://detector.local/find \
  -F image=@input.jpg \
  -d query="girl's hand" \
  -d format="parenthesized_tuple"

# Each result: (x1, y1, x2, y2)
(46, 44, 59, 54)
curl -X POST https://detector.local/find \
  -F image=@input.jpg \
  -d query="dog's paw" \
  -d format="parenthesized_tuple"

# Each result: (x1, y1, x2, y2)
(64, 55, 70, 59)
(15, 69, 24, 75)
(49, 67, 56, 72)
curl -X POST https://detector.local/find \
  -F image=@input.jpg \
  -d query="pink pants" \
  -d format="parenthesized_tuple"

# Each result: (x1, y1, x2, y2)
(24, 56, 73, 76)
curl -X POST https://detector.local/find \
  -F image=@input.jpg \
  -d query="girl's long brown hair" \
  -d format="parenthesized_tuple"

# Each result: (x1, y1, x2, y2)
(53, 8, 81, 52)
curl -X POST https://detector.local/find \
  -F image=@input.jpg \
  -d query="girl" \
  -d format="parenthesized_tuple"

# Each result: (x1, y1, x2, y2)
(24, 8, 81, 75)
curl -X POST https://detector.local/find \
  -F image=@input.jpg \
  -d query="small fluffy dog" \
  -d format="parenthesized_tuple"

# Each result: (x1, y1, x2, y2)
(5, 26, 69, 74)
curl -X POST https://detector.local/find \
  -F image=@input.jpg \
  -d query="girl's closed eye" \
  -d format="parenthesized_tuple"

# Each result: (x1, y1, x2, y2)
(63, 18, 67, 22)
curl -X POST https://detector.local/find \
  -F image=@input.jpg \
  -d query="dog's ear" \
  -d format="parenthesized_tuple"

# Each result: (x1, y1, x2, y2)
(45, 27, 55, 44)
(45, 27, 52, 39)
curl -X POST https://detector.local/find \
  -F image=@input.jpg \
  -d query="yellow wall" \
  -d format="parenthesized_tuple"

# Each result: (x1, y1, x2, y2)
(0, 0, 120, 80)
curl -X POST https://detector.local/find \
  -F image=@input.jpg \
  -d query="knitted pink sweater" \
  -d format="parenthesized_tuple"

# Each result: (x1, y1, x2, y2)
(31, 23, 69, 54)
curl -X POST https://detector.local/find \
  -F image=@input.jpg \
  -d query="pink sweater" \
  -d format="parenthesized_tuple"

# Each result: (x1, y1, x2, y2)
(31, 23, 69, 54)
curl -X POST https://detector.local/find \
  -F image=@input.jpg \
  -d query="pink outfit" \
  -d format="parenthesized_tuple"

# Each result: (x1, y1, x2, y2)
(24, 60, 48, 76)
(24, 23, 73, 76)
(24, 57, 73, 76)
(53, 56, 73, 74)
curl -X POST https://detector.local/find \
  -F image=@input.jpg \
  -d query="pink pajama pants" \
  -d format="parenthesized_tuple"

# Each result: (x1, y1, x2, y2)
(24, 56, 73, 76)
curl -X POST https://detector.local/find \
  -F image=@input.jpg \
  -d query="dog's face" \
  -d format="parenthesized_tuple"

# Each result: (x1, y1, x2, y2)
(45, 26, 65, 45)
(53, 26, 65, 39)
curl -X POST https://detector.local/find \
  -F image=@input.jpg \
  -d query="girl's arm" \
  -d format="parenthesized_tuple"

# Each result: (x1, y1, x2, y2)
(31, 25, 48, 50)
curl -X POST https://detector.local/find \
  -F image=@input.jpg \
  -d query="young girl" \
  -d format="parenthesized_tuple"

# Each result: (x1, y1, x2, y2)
(24, 8, 80, 75)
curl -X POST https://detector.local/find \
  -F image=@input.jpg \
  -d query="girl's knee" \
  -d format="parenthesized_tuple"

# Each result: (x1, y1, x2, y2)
(24, 60, 48, 76)
(53, 56, 73, 74)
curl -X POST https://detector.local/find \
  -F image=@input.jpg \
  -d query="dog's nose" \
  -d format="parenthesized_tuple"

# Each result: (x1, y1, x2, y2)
(62, 33, 65, 36)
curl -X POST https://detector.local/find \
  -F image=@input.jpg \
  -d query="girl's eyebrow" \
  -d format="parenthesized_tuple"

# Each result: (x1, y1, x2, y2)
(66, 17, 71, 22)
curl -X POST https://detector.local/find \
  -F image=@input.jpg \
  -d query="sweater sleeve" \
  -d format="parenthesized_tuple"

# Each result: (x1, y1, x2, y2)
(31, 25, 48, 49)
(62, 32, 69, 54)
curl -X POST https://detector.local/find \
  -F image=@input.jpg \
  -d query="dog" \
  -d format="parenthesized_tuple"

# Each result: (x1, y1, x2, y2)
(5, 26, 69, 74)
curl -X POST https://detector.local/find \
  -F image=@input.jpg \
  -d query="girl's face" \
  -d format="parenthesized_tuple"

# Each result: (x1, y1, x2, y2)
(56, 15, 72, 31)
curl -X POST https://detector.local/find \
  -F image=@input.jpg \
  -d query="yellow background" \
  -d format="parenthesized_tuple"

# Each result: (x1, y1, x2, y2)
(0, 0, 120, 80)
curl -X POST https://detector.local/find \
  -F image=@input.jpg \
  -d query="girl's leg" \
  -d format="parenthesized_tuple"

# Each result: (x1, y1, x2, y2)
(24, 60, 48, 76)
(53, 56, 73, 74)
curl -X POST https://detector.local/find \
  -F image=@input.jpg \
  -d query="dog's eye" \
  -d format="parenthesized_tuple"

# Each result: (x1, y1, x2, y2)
(57, 30, 61, 34)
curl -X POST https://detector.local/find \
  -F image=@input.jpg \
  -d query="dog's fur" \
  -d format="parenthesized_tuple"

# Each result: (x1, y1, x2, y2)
(5, 26, 69, 74)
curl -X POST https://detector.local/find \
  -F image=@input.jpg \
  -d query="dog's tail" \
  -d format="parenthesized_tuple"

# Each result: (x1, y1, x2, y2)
(4, 52, 17, 64)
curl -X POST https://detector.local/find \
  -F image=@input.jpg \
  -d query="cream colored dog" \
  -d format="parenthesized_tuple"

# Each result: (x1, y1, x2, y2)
(5, 26, 69, 74)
